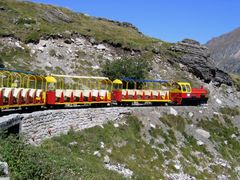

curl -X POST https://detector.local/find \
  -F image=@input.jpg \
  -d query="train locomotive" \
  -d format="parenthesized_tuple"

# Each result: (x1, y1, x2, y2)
(0, 68, 208, 111)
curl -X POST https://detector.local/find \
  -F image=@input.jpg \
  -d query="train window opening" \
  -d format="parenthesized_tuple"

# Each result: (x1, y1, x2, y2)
(48, 82, 56, 91)
(186, 85, 191, 92)
(182, 85, 186, 92)
(172, 83, 181, 91)
(113, 84, 122, 90)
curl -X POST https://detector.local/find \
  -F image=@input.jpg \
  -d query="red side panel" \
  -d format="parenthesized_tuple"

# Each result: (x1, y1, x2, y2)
(17, 90, 22, 105)
(60, 92, 64, 103)
(142, 91, 146, 100)
(32, 92, 37, 104)
(97, 92, 101, 102)
(125, 91, 128, 99)
(170, 92, 182, 105)
(104, 92, 108, 101)
(25, 91, 30, 104)
(112, 90, 122, 102)
(88, 92, 92, 102)
(150, 92, 153, 100)
(70, 92, 74, 103)
(80, 92, 84, 102)
(46, 91, 56, 105)
(8, 90, 13, 105)
(39, 92, 43, 103)
(191, 88, 208, 98)
(134, 91, 137, 100)
(0, 89, 3, 106)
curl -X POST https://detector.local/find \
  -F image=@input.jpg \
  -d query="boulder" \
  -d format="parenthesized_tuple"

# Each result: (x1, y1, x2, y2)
(150, 123, 156, 129)
(114, 123, 119, 128)
(197, 140, 204, 146)
(37, 46, 44, 52)
(41, 8, 73, 23)
(196, 128, 210, 139)
(104, 155, 110, 163)
(96, 44, 106, 50)
(100, 142, 105, 149)
(0, 162, 8, 177)
(174, 164, 181, 170)
(216, 98, 222, 105)
(231, 134, 237, 138)
(0, 6, 6, 11)
(188, 112, 194, 118)
(64, 39, 72, 44)
(93, 151, 101, 157)
(170, 107, 178, 116)
(69, 141, 78, 146)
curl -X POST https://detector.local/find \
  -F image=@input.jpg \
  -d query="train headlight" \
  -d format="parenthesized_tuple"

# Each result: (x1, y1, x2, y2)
(187, 93, 190, 97)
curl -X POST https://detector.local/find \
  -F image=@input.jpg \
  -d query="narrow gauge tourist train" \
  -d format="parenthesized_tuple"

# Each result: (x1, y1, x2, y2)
(0, 68, 208, 111)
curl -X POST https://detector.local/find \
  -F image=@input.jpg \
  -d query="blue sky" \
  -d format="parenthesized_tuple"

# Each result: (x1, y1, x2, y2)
(32, 0, 240, 44)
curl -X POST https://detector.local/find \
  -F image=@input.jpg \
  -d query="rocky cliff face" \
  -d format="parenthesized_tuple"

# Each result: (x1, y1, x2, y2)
(171, 39, 233, 86)
(206, 27, 240, 73)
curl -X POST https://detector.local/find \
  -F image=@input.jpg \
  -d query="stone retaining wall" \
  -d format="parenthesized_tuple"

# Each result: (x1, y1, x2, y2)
(21, 107, 132, 145)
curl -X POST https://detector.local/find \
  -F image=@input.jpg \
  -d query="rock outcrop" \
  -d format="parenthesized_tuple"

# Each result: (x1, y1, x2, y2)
(171, 39, 233, 86)
(0, 162, 9, 178)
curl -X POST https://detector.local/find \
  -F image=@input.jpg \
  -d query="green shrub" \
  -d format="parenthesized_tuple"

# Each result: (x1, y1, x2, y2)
(102, 57, 152, 81)
(24, 32, 41, 44)
(230, 74, 240, 91)
(220, 106, 240, 116)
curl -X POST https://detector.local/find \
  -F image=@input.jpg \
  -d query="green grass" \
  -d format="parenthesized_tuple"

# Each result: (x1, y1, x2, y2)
(230, 73, 240, 91)
(1, 114, 239, 179)
(0, 45, 33, 70)
(220, 106, 240, 116)
(160, 114, 187, 132)
(0, 0, 169, 52)
(0, 116, 165, 179)
(197, 118, 240, 164)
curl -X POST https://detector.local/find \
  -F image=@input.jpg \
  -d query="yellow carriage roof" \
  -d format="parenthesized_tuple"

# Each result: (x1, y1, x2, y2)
(45, 76, 57, 83)
(113, 79, 123, 84)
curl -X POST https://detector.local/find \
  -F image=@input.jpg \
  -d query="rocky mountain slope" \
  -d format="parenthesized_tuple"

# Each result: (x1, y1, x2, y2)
(206, 27, 240, 73)
(1, 105, 240, 179)
(0, 0, 235, 88)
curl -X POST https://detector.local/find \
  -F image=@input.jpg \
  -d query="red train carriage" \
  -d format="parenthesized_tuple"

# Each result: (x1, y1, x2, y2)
(0, 69, 46, 110)
(112, 78, 172, 106)
(45, 74, 112, 107)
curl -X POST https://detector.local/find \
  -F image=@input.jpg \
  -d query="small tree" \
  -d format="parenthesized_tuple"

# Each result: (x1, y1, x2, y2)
(102, 57, 152, 81)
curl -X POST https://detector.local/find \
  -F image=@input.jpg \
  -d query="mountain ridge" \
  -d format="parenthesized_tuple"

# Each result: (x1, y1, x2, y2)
(206, 27, 240, 73)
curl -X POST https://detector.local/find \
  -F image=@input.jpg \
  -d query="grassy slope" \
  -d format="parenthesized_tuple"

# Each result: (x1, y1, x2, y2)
(0, 0, 169, 51)
(230, 73, 240, 91)
(1, 113, 239, 179)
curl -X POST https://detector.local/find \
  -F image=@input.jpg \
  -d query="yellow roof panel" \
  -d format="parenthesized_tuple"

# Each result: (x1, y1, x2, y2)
(177, 82, 190, 85)
(45, 76, 57, 83)
(113, 79, 123, 84)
